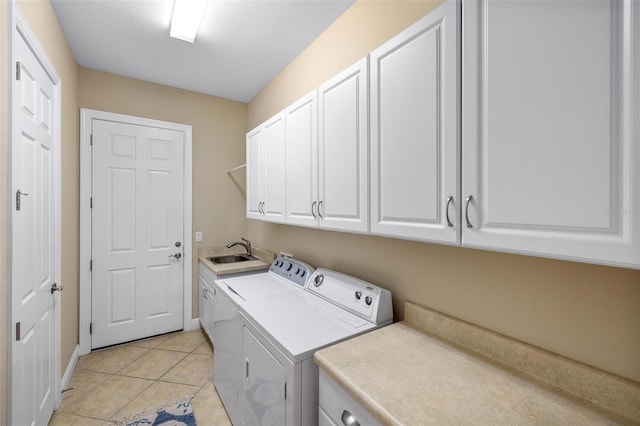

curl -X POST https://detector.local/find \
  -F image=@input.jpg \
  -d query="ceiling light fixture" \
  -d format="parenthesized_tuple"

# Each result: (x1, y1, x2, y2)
(170, 0, 208, 43)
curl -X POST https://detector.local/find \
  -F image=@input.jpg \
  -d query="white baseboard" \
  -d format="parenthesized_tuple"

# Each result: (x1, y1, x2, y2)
(61, 345, 79, 393)
(190, 318, 201, 330)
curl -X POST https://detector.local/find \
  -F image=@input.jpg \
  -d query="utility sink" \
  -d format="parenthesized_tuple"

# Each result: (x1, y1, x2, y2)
(207, 254, 255, 264)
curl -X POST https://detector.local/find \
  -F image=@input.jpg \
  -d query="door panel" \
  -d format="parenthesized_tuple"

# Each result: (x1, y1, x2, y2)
(92, 119, 184, 348)
(263, 113, 287, 222)
(370, 0, 459, 244)
(318, 58, 369, 233)
(11, 25, 57, 426)
(246, 127, 263, 219)
(462, 0, 640, 267)
(241, 326, 286, 426)
(286, 91, 318, 227)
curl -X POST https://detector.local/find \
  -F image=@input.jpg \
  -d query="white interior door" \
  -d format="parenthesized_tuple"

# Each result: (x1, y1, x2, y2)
(11, 21, 59, 426)
(91, 119, 185, 348)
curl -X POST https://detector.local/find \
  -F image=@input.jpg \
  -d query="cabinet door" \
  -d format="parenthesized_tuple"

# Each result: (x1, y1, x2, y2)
(240, 326, 286, 426)
(318, 58, 369, 233)
(205, 283, 216, 342)
(286, 91, 318, 227)
(370, 0, 460, 244)
(198, 277, 208, 332)
(246, 127, 263, 220)
(462, 0, 640, 268)
(263, 112, 287, 223)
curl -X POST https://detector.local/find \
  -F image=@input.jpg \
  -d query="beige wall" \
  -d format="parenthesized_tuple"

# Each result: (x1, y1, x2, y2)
(78, 68, 249, 321)
(247, 0, 640, 383)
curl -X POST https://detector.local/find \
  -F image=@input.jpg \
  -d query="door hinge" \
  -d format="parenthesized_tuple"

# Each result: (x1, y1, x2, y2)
(16, 61, 21, 81)
(15, 322, 21, 341)
(284, 382, 287, 400)
(90, 197, 93, 209)
(89, 323, 92, 335)
(89, 259, 92, 271)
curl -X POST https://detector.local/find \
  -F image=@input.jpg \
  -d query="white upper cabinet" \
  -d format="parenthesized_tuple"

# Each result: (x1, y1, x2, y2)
(370, 0, 460, 244)
(262, 112, 287, 222)
(462, 0, 640, 268)
(318, 57, 369, 233)
(285, 90, 318, 227)
(246, 112, 286, 223)
(246, 126, 263, 220)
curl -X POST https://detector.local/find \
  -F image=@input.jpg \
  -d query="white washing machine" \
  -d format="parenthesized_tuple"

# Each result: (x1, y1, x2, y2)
(213, 258, 393, 426)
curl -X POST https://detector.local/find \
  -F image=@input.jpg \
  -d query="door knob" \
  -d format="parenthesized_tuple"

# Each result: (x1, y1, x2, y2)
(169, 253, 182, 259)
(50, 283, 64, 294)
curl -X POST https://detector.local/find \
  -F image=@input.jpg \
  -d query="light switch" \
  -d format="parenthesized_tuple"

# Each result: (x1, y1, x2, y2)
(195, 231, 203, 242)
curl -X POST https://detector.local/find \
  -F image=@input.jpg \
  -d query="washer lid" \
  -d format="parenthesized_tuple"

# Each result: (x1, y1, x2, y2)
(242, 291, 376, 362)
(217, 272, 301, 302)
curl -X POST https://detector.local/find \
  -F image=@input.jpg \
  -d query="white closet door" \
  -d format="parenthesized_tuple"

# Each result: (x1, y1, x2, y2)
(462, 0, 640, 268)
(318, 58, 369, 233)
(370, 0, 460, 244)
(11, 25, 58, 426)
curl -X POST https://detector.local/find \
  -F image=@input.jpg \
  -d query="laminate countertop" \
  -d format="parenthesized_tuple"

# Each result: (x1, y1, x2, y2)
(198, 246, 275, 276)
(314, 302, 639, 425)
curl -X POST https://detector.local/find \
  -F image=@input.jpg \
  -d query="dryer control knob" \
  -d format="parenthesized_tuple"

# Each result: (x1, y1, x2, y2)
(365, 296, 373, 306)
(355, 291, 362, 300)
(314, 274, 324, 287)
(286, 263, 293, 271)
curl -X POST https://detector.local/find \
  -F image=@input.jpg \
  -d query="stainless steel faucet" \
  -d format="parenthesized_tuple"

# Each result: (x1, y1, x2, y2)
(226, 237, 253, 258)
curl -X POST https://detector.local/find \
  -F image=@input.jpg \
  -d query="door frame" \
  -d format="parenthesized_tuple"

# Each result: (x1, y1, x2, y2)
(7, 0, 63, 416)
(79, 108, 193, 355)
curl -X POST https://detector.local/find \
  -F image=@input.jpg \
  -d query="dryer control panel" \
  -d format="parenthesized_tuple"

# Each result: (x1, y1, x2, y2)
(306, 269, 393, 325)
(269, 257, 314, 288)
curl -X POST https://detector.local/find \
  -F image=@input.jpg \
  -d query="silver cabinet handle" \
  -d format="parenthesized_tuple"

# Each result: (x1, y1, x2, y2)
(203, 287, 208, 300)
(445, 196, 454, 227)
(465, 195, 474, 228)
(341, 410, 360, 426)
(16, 189, 28, 211)
(50, 282, 64, 294)
(318, 200, 324, 219)
(311, 201, 317, 218)
(169, 252, 182, 259)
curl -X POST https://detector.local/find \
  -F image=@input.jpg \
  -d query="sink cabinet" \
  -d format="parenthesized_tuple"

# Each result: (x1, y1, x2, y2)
(198, 262, 217, 343)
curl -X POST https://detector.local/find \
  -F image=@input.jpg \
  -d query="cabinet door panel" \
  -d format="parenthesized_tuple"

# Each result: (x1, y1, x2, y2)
(371, 0, 459, 244)
(463, 0, 640, 268)
(263, 113, 286, 223)
(246, 128, 262, 220)
(286, 91, 318, 227)
(318, 58, 369, 233)
(240, 326, 286, 426)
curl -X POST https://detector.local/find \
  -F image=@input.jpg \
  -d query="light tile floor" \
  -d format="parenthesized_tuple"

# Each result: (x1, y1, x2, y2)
(48, 329, 232, 426)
